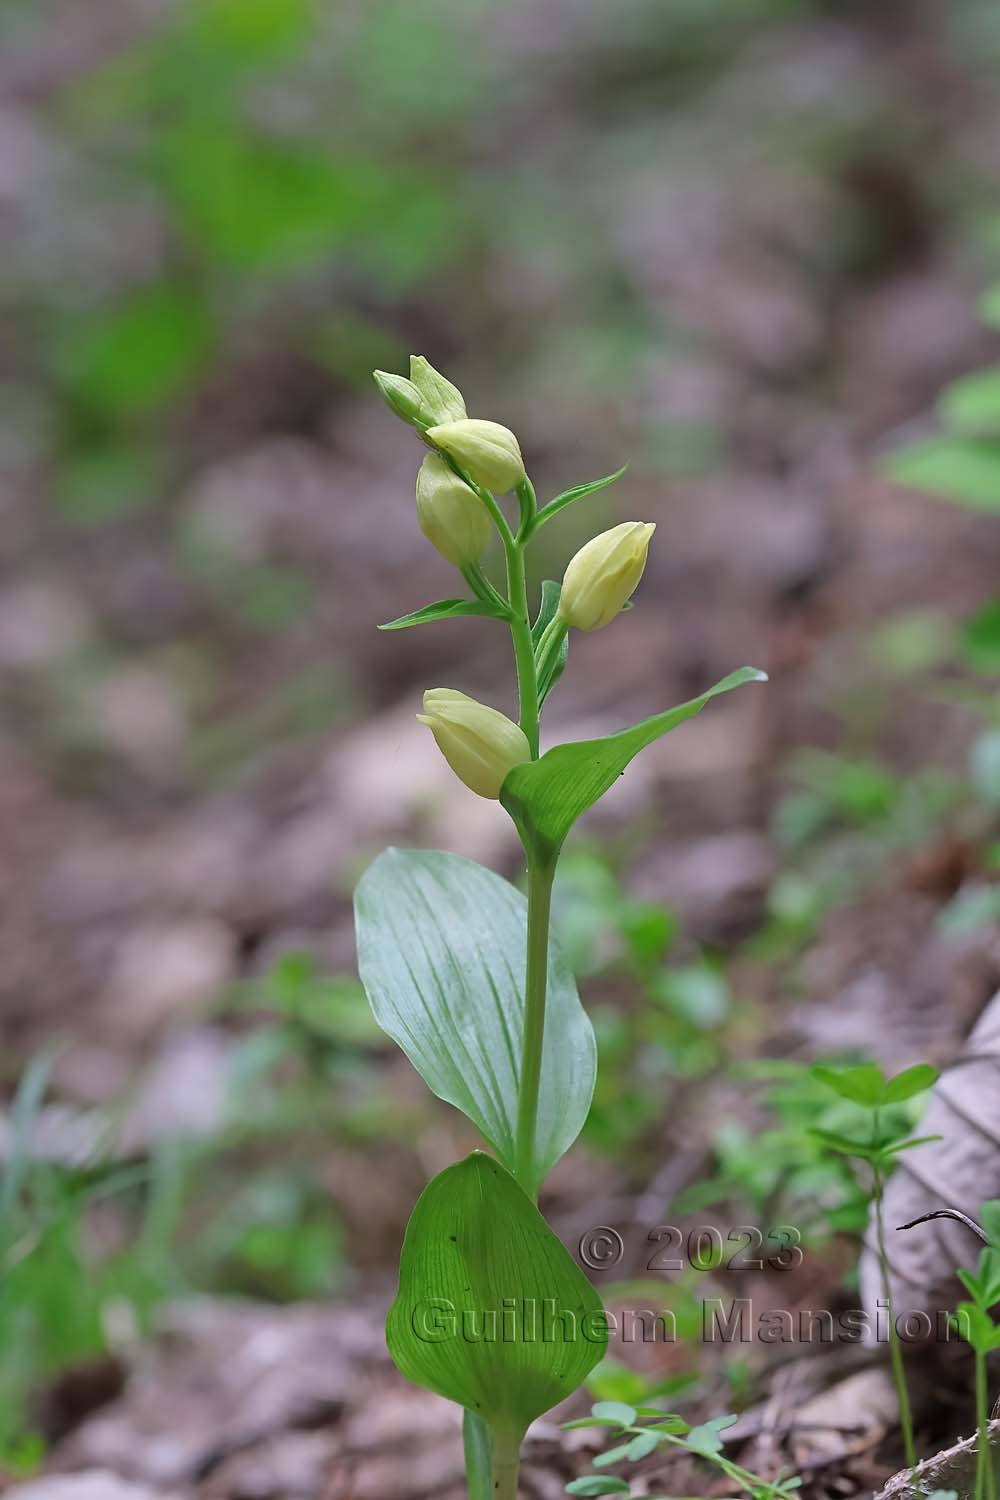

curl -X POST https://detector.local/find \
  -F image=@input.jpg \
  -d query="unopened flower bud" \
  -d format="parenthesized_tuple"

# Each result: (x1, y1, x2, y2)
(372, 369, 430, 427)
(557, 521, 656, 632)
(426, 419, 525, 494)
(416, 454, 491, 568)
(417, 688, 530, 799)
(409, 356, 466, 424)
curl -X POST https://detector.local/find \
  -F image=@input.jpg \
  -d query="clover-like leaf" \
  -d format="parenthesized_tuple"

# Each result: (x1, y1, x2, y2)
(812, 1062, 886, 1108)
(882, 1063, 938, 1104)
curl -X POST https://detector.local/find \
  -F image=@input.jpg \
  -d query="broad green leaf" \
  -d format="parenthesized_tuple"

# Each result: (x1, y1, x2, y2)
(566, 1481, 630, 1497)
(531, 466, 628, 533)
(881, 1063, 938, 1104)
(938, 369, 1000, 435)
(886, 438, 1000, 511)
(811, 1062, 885, 1108)
(387, 1153, 607, 1434)
(501, 668, 766, 857)
(378, 598, 504, 630)
(354, 849, 596, 1194)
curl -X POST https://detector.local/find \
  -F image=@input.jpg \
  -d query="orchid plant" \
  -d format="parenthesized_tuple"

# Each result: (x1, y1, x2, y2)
(353, 356, 766, 1499)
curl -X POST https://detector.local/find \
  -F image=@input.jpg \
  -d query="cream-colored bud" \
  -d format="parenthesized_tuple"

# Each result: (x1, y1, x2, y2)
(409, 356, 467, 424)
(426, 419, 525, 494)
(415, 454, 491, 568)
(417, 688, 530, 799)
(372, 369, 430, 427)
(557, 521, 656, 632)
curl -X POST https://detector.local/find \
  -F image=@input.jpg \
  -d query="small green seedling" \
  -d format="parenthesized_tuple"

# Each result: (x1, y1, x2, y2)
(949, 1201, 1000, 1500)
(563, 1400, 801, 1499)
(354, 357, 766, 1497)
(810, 1060, 940, 1474)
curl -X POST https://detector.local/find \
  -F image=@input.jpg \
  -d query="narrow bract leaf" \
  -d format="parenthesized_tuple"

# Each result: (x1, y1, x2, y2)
(532, 579, 570, 708)
(531, 579, 562, 646)
(501, 668, 766, 857)
(354, 849, 596, 1193)
(386, 1153, 607, 1435)
(379, 598, 505, 630)
(531, 466, 628, 532)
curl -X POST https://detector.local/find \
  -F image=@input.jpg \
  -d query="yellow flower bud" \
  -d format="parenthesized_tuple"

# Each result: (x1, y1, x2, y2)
(417, 688, 530, 799)
(409, 356, 467, 424)
(557, 521, 656, 632)
(426, 419, 525, 494)
(372, 369, 430, 427)
(415, 454, 492, 568)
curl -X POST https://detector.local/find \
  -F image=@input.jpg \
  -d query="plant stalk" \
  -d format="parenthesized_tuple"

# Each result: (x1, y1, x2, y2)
(873, 1152, 917, 1472)
(514, 852, 556, 1197)
(491, 1429, 521, 1500)
(505, 538, 540, 758)
(975, 1350, 996, 1500)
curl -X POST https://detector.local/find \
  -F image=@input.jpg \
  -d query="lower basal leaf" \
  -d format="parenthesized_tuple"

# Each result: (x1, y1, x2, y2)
(386, 1152, 607, 1436)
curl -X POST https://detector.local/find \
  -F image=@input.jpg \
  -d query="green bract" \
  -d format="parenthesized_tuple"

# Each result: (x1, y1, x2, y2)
(501, 666, 767, 859)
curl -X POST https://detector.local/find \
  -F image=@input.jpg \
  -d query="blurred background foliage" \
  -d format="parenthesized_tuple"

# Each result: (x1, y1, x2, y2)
(3, 0, 1000, 1475)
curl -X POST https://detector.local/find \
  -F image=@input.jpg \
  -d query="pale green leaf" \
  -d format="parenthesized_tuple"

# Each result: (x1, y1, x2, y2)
(590, 1401, 637, 1427)
(354, 849, 596, 1194)
(387, 1153, 607, 1434)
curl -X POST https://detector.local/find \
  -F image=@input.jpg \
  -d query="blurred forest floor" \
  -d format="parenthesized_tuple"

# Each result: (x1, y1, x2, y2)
(3, 0, 1000, 1496)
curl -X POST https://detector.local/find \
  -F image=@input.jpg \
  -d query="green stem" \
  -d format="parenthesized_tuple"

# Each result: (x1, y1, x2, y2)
(491, 1429, 521, 1500)
(505, 538, 540, 758)
(976, 1350, 995, 1500)
(873, 1152, 917, 1472)
(514, 853, 556, 1197)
